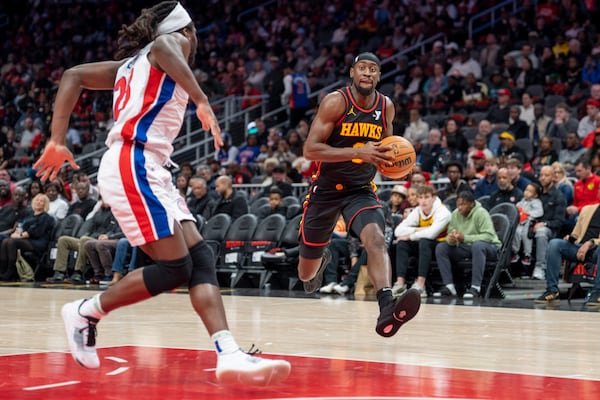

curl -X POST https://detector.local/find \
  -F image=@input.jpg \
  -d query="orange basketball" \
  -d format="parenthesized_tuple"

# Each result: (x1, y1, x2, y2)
(377, 136, 416, 180)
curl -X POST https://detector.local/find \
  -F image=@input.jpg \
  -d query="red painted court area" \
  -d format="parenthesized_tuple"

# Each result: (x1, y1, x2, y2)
(3, 346, 598, 399)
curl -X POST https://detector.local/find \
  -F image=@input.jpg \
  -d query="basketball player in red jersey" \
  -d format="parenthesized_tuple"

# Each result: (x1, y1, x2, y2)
(299, 52, 421, 337)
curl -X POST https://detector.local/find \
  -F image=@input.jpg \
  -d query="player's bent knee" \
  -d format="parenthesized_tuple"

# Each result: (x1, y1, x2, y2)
(188, 241, 219, 287)
(299, 242, 326, 260)
(143, 254, 193, 296)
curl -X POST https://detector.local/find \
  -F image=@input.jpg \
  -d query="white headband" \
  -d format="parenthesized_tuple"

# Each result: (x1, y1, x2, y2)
(156, 3, 192, 35)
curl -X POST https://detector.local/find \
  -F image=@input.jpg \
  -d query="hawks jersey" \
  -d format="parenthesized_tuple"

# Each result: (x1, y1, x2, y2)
(314, 86, 387, 188)
(106, 42, 189, 163)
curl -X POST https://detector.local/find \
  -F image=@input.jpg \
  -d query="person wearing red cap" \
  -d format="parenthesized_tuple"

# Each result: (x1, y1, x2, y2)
(467, 150, 487, 179)
(485, 87, 511, 124)
(577, 98, 600, 138)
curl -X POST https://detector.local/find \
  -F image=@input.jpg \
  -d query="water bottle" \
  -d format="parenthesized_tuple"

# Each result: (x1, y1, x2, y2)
(16, 223, 23, 235)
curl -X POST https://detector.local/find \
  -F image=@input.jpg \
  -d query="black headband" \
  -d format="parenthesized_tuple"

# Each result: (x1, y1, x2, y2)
(352, 52, 381, 67)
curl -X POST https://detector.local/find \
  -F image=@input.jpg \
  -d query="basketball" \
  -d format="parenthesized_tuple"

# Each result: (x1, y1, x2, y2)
(377, 136, 416, 180)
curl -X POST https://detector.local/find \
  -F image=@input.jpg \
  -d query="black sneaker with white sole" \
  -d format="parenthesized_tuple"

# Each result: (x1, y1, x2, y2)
(375, 288, 421, 337)
(303, 247, 332, 293)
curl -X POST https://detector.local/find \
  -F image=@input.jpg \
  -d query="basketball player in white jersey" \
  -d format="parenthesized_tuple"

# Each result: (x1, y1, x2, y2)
(34, 1, 290, 386)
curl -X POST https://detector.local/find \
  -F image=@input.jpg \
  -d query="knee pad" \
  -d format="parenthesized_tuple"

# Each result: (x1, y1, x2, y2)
(143, 254, 193, 296)
(188, 241, 219, 288)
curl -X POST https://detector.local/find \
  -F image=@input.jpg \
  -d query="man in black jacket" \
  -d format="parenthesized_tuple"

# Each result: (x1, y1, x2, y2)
(208, 175, 249, 221)
(487, 167, 523, 209)
(186, 177, 215, 221)
(530, 165, 566, 280)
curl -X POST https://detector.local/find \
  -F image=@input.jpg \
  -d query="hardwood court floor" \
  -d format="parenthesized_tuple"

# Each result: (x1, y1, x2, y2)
(1, 285, 600, 399)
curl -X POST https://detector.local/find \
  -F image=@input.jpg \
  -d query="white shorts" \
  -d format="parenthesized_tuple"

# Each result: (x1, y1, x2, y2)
(97, 141, 194, 247)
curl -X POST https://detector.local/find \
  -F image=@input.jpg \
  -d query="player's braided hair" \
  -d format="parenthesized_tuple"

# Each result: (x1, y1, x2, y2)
(115, 1, 179, 60)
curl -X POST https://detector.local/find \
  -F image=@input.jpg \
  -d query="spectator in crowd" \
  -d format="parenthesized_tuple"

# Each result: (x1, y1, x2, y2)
(467, 134, 494, 162)
(442, 118, 469, 162)
(433, 191, 501, 299)
(46, 202, 122, 284)
(227, 161, 252, 185)
(281, 64, 310, 128)
(236, 124, 261, 167)
(479, 33, 502, 74)
(519, 92, 535, 127)
(559, 131, 586, 170)
(208, 175, 249, 221)
(460, 72, 488, 110)
(546, 103, 579, 144)
(393, 185, 451, 298)
(403, 109, 429, 152)
(447, 48, 482, 80)
(387, 184, 410, 218)
(511, 183, 544, 266)
(175, 173, 190, 199)
(566, 158, 600, 220)
(497, 133, 529, 165)
(260, 164, 293, 198)
(578, 98, 600, 139)
(67, 181, 97, 220)
(437, 161, 471, 201)
(465, 151, 487, 180)
(0, 169, 17, 194)
(257, 187, 288, 220)
(0, 179, 12, 208)
(44, 181, 69, 221)
(506, 157, 532, 191)
(531, 136, 559, 173)
(507, 106, 530, 140)
(187, 177, 215, 221)
(551, 162, 574, 208)
(423, 63, 448, 103)
(486, 88, 511, 124)
(530, 103, 552, 143)
(70, 172, 100, 203)
(419, 128, 444, 174)
(0, 186, 30, 236)
(535, 202, 600, 304)
(0, 194, 55, 281)
(487, 167, 524, 209)
(474, 157, 499, 198)
(27, 181, 43, 205)
(530, 166, 567, 281)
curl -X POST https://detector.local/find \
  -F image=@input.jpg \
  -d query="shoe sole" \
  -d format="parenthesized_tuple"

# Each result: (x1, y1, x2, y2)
(303, 248, 332, 293)
(533, 298, 560, 304)
(61, 302, 100, 369)
(376, 288, 421, 338)
(217, 360, 291, 386)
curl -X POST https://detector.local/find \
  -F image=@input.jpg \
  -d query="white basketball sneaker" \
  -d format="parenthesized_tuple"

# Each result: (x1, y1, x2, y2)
(216, 349, 291, 386)
(62, 299, 100, 369)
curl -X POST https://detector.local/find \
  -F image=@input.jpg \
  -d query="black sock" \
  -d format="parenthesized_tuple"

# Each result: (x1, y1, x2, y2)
(376, 287, 393, 309)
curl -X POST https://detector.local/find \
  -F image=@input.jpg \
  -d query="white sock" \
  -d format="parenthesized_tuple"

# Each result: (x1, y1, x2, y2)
(446, 284, 457, 295)
(78, 294, 107, 320)
(212, 330, 240, 355)
(471, 285, 481, 292)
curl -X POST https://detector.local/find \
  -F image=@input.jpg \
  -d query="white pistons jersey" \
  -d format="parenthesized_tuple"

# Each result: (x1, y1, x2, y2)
(98, 43, 195, 246)
(106, 42, 189, 163)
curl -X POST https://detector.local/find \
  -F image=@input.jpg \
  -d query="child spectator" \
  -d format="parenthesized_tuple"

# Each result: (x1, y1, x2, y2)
(512, 183, 544, 266)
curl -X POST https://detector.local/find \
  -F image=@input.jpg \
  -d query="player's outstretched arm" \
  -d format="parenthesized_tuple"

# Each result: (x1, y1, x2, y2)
(35, 61, 122, 182)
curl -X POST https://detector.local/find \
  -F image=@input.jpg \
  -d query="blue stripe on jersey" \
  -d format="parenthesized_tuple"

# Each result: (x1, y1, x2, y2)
(133, 143, 171, 239)
(135, 75, 176, 143)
